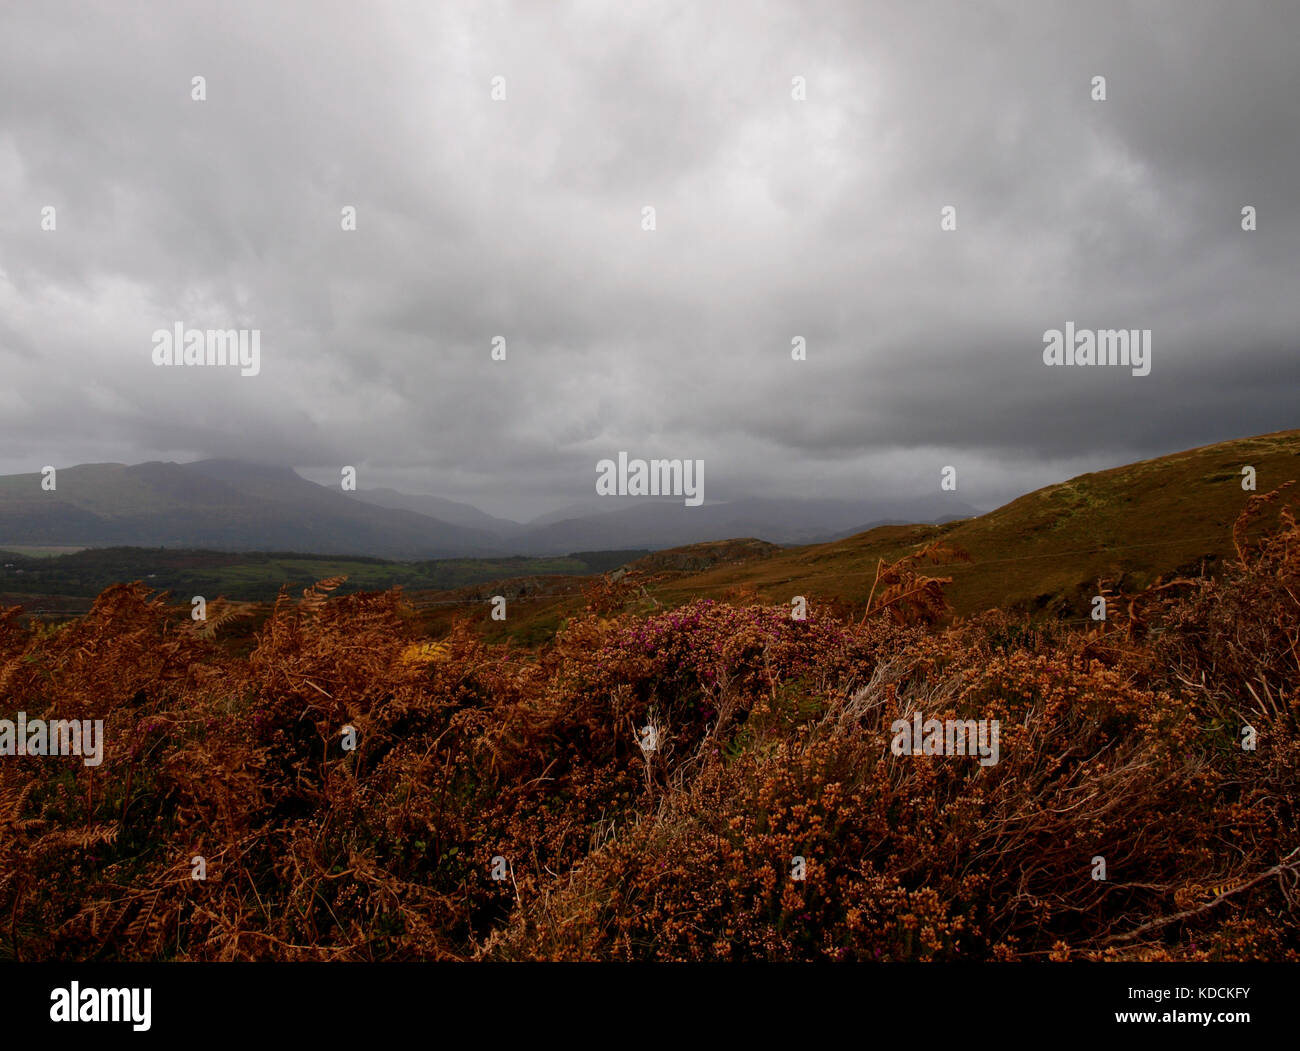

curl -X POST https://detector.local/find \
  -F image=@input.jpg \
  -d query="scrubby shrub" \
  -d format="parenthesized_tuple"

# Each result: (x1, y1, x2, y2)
(0, 499, 1297, 961)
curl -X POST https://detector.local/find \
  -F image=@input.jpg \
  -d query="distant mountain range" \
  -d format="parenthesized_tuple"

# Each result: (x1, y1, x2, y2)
(0, 459, 981, 559)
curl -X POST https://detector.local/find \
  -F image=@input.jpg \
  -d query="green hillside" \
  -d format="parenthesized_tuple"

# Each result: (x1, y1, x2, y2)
(638, 429, 1300, 622)
(446, 429, 1300, 642)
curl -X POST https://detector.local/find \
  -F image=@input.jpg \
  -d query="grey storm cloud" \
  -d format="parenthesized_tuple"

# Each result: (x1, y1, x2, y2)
(1, 0, 1297, 518)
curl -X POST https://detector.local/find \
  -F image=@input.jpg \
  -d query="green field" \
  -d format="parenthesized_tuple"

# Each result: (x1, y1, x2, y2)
(0, 545, 86, 557)
(0, 546, 648, 605)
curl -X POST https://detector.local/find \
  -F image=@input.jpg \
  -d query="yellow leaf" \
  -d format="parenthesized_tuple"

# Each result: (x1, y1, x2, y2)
(400, 641, 451, 665)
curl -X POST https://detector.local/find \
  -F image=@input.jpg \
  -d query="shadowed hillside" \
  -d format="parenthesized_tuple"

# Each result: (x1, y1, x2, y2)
(622, 429, 1300, 627)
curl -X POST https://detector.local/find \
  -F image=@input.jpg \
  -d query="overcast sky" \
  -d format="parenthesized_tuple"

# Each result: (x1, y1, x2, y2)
(1, 0, 1297, 519)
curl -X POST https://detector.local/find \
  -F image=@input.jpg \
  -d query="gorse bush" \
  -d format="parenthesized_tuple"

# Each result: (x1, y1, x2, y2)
(0, 497, 1297, 961)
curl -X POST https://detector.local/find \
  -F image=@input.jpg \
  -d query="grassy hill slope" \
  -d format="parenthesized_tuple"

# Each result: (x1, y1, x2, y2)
(646, 429, 1300, 620)
(471, 430, 1300, 640)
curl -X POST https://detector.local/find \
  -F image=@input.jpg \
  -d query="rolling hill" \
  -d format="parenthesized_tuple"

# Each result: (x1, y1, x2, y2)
(0, 461, 500, 559)
(634, 428, 1300, 621)
(410, 429, 1300, 641)
(0, 459, 981, 557)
